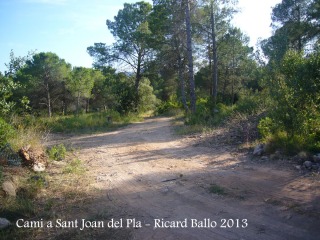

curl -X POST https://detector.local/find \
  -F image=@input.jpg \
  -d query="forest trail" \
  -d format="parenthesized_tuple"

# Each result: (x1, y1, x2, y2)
(59, 117, 320, 240)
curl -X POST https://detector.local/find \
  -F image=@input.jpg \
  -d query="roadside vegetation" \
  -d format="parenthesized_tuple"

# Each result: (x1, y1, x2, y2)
(0, 0, 319, 237)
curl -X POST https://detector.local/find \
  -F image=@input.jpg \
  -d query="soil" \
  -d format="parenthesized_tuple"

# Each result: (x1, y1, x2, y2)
(49, 117, 320, 240)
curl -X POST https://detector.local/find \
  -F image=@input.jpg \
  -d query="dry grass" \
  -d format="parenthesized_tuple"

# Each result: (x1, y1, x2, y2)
(0, 148, 132, 240)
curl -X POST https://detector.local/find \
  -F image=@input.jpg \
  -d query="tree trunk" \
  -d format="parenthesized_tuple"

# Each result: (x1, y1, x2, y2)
(231, 34, 235, 105)
(178, 54, 188, 111)
(134, 51, 142, 111)
(208, 41, 213, 96)
(135, 53, 142, 94)
(297, 5, 302, 52)
(222, 66, 228, 102)
(211, 0, 218, 109)
(46, 83, 52, 118)
(185, 0, 196, 113)
(86, 98, 90, 113)
(76, 92, 80, 115)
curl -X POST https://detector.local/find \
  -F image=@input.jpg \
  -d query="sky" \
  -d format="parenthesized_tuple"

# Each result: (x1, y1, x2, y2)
(0, 0, 281, 73)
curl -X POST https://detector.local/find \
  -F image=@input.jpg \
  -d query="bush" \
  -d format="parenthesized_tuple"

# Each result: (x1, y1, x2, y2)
(137, 78, 159, 113)
(47, 144, 66, 161)
(258, 117, 274, 139)
(156, 94, 182, 115)
(260, 51, 320, 153)
(185, 99, 234, 127)
(7, 114, 44, 151)
(0, 117, 16, 147)
(45, 111, 142, 133)
(63, 158, 85, 174)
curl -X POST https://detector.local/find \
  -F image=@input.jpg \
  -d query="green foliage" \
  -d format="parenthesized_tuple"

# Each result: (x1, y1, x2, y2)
(110, 76, 158, 114)
(0, 117, 16, 147)
(0, 73, 19, 116)
(209, 183, 226, 196)
(137, 78, 159, 113)
(63, 158, 85, 174)
(67, 67, 97, 114)
(46, 111, 142, 133)
(88, 1, 153, 108)
(258, 117, 274, 140)
(235, 89, 272, 115)
(185, 98, 212, 125)
(156, 94, 181, 115)
(112, 77, 136, 114)
(7, 115, 46, 152)
(185, 98, 234, 127)
(47, 144, 66, 161)
(260, 50, 320, 153)
(19, 52, 71, 117)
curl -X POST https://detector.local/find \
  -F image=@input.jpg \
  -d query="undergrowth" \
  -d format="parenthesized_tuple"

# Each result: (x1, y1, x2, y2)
(44, 111, 143, 133)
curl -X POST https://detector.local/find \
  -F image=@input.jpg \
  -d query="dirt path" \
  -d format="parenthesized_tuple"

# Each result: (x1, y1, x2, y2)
(57, 117, 320, 239)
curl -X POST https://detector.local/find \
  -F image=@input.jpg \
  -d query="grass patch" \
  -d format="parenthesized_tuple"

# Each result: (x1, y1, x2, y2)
(44, 111, 143, 134)
(63, 158, 85, 174)
(209, 184, 227, 196)
(174, 122, 204, 135)
(7, 120, 45, 152)
(0, 172, 43, 239)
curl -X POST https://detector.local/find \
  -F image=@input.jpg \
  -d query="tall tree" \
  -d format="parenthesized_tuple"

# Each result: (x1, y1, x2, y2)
(67, 67, 95, 115)
(150, 0, 189, 110)
(197, 0, 238, 107)
(20, 52, 71, 117)
(87, 2, 153, 100)
(195, 27, 254, 104)
(271, 0, 313, 52)
(90, 67, 118, 111)
(185, 0, 196, 113)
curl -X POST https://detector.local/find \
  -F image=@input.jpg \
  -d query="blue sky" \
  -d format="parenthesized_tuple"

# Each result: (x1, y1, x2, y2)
(0, 0, 281, 73)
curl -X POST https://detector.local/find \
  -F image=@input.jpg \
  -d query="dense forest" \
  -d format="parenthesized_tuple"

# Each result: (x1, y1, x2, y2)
(1, 0, 320, 153)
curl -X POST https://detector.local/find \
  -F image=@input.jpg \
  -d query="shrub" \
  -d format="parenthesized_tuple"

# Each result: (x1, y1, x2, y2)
(63, 158, 85, 174)
(6, 115, 44, 151)
(45, 110, 135, 133)
(258, 117, 274, 139)
(137, 78, 159, 113)
(260, 50, 320, 153)
(185, 100, 234, 127)
(47, 144, 66, 161)
(156, 94, 181, 115)
(0, 117, 16, 147)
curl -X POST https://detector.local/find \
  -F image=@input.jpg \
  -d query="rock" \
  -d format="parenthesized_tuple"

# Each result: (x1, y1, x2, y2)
(295, 165, 302, 171)
(313, 153, 320, 163)
(270, 150, 282, 160)
(293, 151, 310, 164)
(0, 218, 11, 229)
(298, 151, 309, 159)
(2, 180, 16, 197)
(33, 162, 46, 172)
(303, 161, 313, 169)
(253, 144, 264, 156)
(292, 155, 303, 164)
(270, 154, 277, 160)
